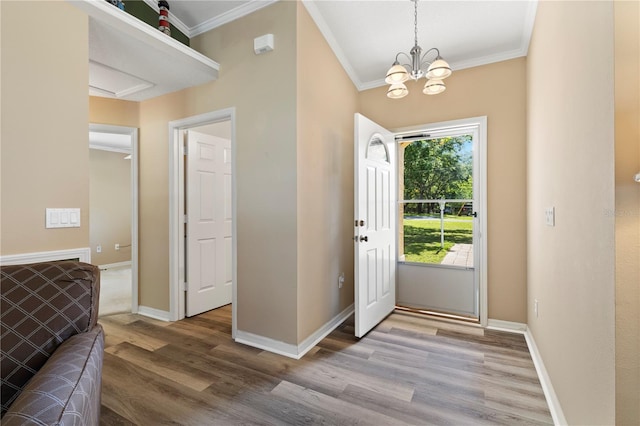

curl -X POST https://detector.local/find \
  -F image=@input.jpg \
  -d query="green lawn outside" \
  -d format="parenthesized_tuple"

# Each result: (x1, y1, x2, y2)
(403, 218, 473, 264)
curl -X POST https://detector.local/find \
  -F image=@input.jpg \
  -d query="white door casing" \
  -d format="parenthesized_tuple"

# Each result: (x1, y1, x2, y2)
(186, 130, 233, 316)
(88, 123, 139, 314)
(354, 113, 397, 338)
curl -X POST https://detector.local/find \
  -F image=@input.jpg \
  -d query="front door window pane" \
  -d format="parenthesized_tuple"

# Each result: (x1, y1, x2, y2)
(398, 135, 474, 267)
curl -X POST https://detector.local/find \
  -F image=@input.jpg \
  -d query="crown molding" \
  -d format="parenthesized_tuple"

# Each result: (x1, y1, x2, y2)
(450, 48, 529, 73)
(301, 0, 364, 91)
(520, 0, 538, 57)
(358, 78, 387, 92)
(189, 0, 279, 37)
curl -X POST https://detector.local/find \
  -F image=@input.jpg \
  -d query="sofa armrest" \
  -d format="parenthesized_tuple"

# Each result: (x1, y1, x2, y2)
(2, 325, 104, 426)
(1, 261, 101, 415)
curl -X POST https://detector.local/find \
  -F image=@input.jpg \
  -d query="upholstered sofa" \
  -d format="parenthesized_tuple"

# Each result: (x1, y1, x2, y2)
(1, 261, 104, 425)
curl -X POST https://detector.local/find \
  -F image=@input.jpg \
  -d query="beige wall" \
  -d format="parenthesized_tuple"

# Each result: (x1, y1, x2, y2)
(89, 2, 357, 346)
(614, 1, 640, 424)
(358, 58, 527, 323)
(89, 149, 132, 265)
(89, 97, 139, 128)
(1, 1, 89, 256)
(90, 4, 299, 338)
(527, 2, 615, 424)
(128, 1, 300, 343)
(296, 4, 358, 341)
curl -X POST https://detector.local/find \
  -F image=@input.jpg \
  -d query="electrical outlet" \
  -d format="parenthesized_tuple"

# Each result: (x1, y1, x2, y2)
(534, 299, 539, 318)
(115, 243, 120, 251)
(96, 244, 102, 253)
(338, 272, 345, 289)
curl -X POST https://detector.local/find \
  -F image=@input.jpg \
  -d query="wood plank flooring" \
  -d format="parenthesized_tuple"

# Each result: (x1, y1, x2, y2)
(99, 306, 553, 425)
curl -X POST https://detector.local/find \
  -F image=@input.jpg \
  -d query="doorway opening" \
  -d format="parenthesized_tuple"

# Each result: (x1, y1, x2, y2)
(89, 123, 139, 316)
(168, 109, 237, 337)
(395, 117, 487, 324)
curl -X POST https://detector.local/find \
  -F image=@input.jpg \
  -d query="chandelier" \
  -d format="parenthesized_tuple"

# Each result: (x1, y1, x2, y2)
(385, 0, 452, 99)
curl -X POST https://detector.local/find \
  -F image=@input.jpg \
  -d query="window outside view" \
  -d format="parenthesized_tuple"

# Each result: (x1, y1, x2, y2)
(399, 135, 474, 267)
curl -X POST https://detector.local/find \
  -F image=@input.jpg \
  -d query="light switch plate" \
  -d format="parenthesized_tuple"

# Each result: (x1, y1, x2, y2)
(545, 207, 555, 227)
(46, 208, 81, 228)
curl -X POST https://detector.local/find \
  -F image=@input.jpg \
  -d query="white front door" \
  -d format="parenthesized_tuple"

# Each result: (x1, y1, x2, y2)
(186, 130, 232, 317)
(354, 114, 397, 338)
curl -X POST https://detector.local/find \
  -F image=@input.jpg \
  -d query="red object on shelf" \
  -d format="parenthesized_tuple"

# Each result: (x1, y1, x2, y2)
(158, 0, 170, 36)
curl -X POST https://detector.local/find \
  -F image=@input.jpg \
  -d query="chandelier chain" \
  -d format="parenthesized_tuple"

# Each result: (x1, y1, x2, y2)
(414, 0, 418, 47)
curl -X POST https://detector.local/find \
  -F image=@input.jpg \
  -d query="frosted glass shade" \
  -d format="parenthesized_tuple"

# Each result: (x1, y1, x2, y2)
(385, 64, 410, 84)
(423, 79, 446, 95)
(387, 83, 408, 99)
(426, 58, 452, 80)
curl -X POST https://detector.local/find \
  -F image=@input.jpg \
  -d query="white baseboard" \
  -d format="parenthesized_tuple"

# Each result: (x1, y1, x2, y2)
(524, 326, 567, 426)
(235, 330, 299, 359)
(137, 305, 171, 322)
(235, 304, 354, 359)
(297, 303, 354, 358)
(487, 318, 527, 334)
(98, 260, 132, 270)
(0, 247, 92, 265)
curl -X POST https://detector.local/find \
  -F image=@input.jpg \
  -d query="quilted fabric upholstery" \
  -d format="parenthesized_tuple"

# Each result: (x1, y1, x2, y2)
(1, 261, 100, 416)
(2, 326, 104, 426)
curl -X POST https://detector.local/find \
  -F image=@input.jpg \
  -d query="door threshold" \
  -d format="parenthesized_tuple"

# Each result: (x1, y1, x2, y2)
(395, 305, 480, 325)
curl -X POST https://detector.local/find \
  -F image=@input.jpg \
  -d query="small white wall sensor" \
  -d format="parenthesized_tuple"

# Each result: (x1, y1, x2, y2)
(254, 34, 274, 55)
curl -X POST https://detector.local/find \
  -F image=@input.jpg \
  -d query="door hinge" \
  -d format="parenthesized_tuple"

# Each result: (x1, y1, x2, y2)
(183, 142, 188, 156)
(181, 282, 188, 292)
(183, 214, 188, 224)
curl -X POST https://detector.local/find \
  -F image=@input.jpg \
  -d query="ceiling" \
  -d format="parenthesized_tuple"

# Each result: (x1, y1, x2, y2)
(165, 0, 538, 91)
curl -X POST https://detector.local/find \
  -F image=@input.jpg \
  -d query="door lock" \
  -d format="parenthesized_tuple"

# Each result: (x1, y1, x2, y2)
(354, 219, 365, 227)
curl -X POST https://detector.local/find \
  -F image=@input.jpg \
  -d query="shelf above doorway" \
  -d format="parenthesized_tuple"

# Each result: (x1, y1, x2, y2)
(70, 0, 220, 102)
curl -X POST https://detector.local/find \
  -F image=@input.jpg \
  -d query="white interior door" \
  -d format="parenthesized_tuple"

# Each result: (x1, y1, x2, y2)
(186, 130, 232, 316)
(354, 113, 397, 338)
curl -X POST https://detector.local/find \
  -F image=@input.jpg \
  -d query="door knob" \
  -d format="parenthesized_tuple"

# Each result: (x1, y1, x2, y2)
(359, 235, 368, 242)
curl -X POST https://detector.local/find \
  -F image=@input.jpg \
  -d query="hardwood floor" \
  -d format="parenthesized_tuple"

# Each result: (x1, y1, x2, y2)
(99, 306, 553, 425)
